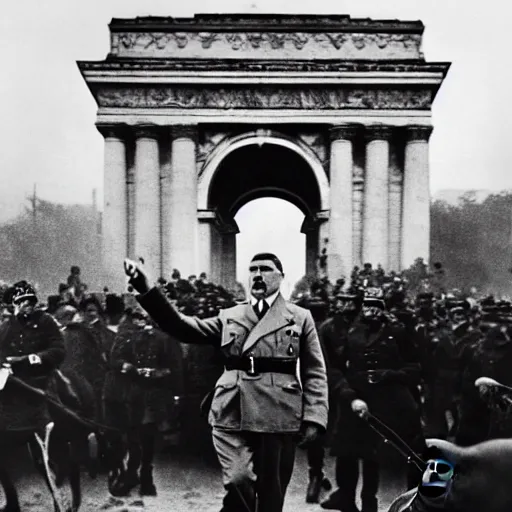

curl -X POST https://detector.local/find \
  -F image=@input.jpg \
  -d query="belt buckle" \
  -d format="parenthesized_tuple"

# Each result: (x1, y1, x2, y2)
(247, 355, 259, 377)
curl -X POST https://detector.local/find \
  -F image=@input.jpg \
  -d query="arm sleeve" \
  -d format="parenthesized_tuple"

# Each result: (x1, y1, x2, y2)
(320, 322, 358, 404)
(299, 311, 329, 430)
(36, 314, 66, 371)
(137, 287, 222, 345)
(109, 333, 132, 372)
(392, 325, 422, 386)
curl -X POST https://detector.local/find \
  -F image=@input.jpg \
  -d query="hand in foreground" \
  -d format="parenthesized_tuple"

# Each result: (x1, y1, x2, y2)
(351, 398, 369, 419)
(298, 422, 321, 446)
(124, 258, 150, 294)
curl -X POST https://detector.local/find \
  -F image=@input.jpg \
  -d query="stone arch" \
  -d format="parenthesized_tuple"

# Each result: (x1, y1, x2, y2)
(197, 130, 330, 211)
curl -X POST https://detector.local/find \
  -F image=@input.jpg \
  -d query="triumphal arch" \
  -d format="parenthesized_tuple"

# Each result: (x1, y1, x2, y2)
(79, 14, 449, 292)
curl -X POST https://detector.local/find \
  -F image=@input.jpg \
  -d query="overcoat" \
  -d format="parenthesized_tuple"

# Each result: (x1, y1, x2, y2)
(137, 287, 328, 433)
(0, 310, 65, 431)
(327, 315, 424, 459)
(103, 321, 184, 429)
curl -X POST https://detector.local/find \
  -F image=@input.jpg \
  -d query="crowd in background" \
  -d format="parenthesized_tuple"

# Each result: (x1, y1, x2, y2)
(1, 259, 512, 501)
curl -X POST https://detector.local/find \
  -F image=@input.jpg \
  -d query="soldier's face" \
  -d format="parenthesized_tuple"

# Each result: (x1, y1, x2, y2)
(84, 304, 100, 323)
(335, 299, 358, 315)
(13, 299, 35, 317)
(452, 311, 467, 324)
(249, 259, 283, 299)
(362, 305, 384, 320)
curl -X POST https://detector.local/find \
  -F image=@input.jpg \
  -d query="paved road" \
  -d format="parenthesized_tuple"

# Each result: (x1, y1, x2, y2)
(11, 446, 408, 511)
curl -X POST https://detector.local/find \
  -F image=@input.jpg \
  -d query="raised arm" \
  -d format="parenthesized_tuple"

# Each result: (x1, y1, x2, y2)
(124, 258, 222, 345)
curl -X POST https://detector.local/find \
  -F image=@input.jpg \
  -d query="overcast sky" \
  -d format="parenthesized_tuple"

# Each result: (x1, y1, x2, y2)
(1, 0, 510, 291)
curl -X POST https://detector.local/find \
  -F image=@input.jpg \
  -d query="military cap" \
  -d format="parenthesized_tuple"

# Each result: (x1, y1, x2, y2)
(6, 280, 38, 305)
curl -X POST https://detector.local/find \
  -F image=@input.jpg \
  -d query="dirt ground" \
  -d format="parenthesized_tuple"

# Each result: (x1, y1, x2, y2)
(7, 443, 409, 512)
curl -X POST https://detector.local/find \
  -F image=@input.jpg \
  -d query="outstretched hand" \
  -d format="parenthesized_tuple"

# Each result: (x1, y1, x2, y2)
(123, 258, 150, 295)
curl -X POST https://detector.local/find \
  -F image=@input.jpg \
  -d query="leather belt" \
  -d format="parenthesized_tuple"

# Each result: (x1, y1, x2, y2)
(224, 356, 297, 377)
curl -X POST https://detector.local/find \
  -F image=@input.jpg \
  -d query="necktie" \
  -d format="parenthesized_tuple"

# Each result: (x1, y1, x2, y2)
(255, 300, 269, 320)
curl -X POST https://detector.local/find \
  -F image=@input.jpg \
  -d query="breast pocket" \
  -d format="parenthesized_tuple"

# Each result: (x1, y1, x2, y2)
(221, 320, 247, 349)
(276, 325, 301, 358)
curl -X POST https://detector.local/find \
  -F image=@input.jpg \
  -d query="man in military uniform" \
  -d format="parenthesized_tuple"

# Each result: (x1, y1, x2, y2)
(321, 289, 424, 512)
(124, 253, 328, 512)
(103, 306, 184, 496)
(455, 304, 512, 445)
(0, 281, 65, 435)
(317, 291, 361, 509)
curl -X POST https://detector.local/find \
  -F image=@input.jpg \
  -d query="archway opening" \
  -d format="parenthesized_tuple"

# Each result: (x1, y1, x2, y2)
(204, 139, 324, 293)
(235, 198, 305, 299)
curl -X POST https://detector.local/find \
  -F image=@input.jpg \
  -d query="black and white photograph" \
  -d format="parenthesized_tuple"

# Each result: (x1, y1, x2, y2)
(1, 1, 512, 511)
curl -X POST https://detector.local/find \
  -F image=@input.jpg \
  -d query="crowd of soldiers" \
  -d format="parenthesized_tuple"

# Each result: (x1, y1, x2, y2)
(290, 263, 512, 511)
(1, 262, 512, 510)
(0, 266, 244, 498)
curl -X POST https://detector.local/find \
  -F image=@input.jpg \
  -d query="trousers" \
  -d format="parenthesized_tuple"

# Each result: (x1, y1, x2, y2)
(212, 428, 296, 512)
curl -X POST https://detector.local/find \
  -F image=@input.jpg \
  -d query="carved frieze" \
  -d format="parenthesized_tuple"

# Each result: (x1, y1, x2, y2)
(197, 132, 231, 177)
(297, 133, 327, 168)
(111, 31, 422, 59)
(96, 86, 432, 110)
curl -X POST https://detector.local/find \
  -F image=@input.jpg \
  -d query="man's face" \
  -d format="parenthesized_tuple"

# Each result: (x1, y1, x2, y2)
(13, 298, 35, 317)
(362, 305, 384, 321)
(84, 304, 100, 324)
(248, 259, 283, 299)
(452, 311, 467, 325)
(334, 298, 358, 316)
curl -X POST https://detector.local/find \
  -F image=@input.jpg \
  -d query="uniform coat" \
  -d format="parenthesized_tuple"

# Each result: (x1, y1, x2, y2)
(0, 310, 65, 431)
(328, 316, 423, 459)
(137, 287, 328, 433)
(103, 321, 184, 430)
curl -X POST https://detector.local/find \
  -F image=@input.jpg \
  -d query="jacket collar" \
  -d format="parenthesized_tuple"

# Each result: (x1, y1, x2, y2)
(241, 293, 295, 354)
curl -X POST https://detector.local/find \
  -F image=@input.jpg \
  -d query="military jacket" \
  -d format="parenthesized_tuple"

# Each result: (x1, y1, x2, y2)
(137, 287, 328, 433)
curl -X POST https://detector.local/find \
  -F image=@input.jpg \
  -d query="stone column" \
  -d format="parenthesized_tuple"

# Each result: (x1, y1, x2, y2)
(388, 156, 403, 272)
(133, 125, 161, 281)
(198, 220, 212, 278)
(210, 225, 222, 284)
(166, 125, 198, 278)
(98, 125, 128, 293)
(301, 216, 319, 278)
(328, 125, 358, 282)
(401, 125, 433, 269)
(221, 231, 237, 291)
(352, 164, 364, 268)
(362, 125, 391, 269)
(305, 229, 318, 277)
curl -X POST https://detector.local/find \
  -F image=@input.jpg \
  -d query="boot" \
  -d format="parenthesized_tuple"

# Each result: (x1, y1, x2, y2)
(361, 496, 378, 512)
(306, 471, 332, 503)
(320, 490, 360, 512)
(139, 465, 157, 496)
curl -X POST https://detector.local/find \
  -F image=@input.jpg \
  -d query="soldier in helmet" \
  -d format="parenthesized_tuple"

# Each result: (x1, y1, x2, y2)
(321, 288, 424, 512)
(0, 281, 65, 434)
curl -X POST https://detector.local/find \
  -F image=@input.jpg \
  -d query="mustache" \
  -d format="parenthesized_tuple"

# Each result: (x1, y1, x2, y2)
(252, 279, 266, 289)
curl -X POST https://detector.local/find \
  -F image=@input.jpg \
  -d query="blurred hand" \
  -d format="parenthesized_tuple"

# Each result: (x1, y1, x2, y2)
(298, 422, 321, 446)
(5, 355, 28, 365)
(121, 362, 137, 375)
(351, 398, 369, 419)
(124, 259, 150, 294)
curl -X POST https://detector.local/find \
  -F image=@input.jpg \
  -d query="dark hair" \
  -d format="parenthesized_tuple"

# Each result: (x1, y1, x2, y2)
(79, 295, 104, 316)
(70, 266, 80, 274)
(251, 253, 284, 274)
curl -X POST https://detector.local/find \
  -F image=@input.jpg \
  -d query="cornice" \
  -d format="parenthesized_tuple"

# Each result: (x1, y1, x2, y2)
(109, 14, 424, 34)
(78, 59, 450, 75)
